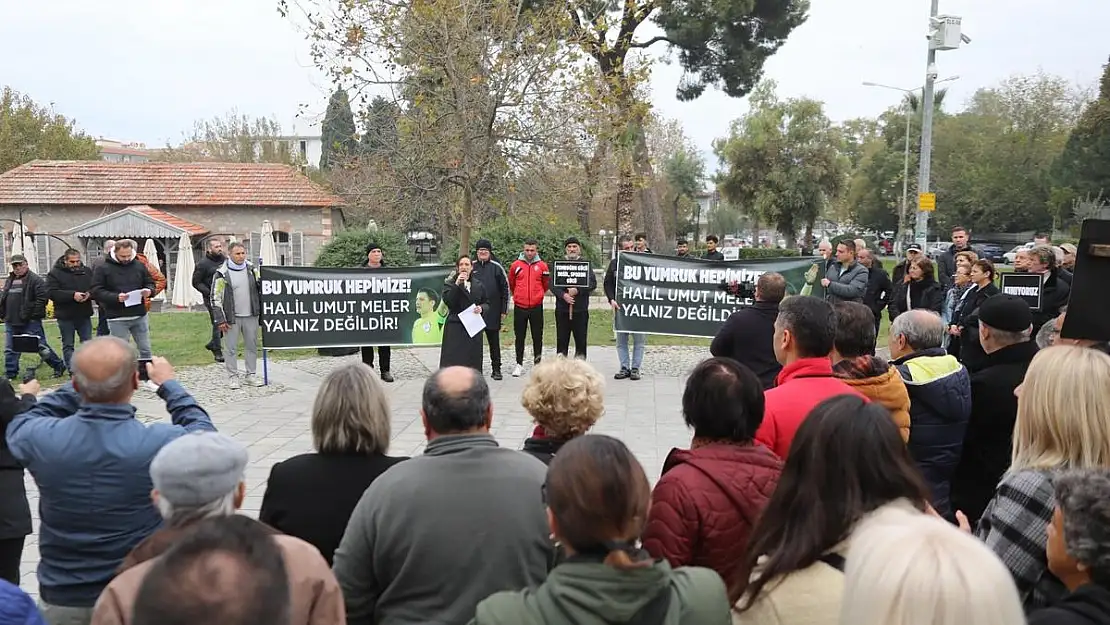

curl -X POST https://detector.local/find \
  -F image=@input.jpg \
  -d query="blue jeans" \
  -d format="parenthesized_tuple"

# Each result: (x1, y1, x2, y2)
(5, 320, 65, 379)
(616, 331, 646, 370)
(56, 317, 93, 371)
(107, 316, 152, 358)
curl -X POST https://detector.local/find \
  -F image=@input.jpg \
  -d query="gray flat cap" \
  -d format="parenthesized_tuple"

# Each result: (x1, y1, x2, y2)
(150, 432, 249, 507)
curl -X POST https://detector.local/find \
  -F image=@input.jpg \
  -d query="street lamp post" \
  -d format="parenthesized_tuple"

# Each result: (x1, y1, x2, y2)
(863, 76, 958, 254)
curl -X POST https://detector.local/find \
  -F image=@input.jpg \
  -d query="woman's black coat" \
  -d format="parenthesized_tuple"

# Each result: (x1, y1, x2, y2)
(439, 275, 490, 371)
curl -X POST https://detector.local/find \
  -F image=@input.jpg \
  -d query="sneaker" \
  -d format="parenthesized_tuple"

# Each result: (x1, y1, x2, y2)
(380, 371, 395, 383)
(53, 367, 68, 378)
(630, 368, 642, 381)
(614, 368, 631, 380)
(511, 364, 523, 377)
(229, 376, 241, 390)
(534, 355, 542, 365)
(244, 374, 265, 387)
(491, 369, 503, 381)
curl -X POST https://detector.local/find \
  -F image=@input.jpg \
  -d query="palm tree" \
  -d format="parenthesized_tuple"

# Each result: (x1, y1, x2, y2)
(903, 88, 948, 114)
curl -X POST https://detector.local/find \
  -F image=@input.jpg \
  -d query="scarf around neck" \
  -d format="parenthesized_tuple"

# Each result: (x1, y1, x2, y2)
(226, 259, 248, 271)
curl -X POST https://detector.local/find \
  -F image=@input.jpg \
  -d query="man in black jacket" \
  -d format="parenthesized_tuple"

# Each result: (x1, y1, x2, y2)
(551, 237, 596, 359)
(858, 248, 892, 334)
(471, 239, 509, 380)
(1, 254, 66, 380)
(91, 239, 155, 359)
(604, 235, 647, 380)
(91, 239, 115, 336)
(192, 238, 226, 363)
(709, 272, 786, 389)
(936, 226, 972, 290)
(46, 249, 95, 373)
(949, 295, 1039, 524)
(703, 235, 725, 261)
(0, 376, 37, 584)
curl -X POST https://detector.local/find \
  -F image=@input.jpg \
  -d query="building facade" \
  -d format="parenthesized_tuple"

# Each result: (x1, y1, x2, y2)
(0, 160, 344, 297)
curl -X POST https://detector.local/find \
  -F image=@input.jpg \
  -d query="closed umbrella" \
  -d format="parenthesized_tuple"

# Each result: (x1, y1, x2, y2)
(260, 220, 278, 266)
(143, 239, 165, 301)
(9, 223, 24, 262)
(22, 233, 37, 274)
(171, 232, 202, 308)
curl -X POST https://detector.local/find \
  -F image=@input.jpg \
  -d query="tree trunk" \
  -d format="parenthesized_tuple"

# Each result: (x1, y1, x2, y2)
(459, 182, 474, 254)
(575, 142, 606, 234)
(630, 120, 666, 249)
(803, 219, 814, 254)
(751, 213, 760, 247)
(616, 163, 635, 236)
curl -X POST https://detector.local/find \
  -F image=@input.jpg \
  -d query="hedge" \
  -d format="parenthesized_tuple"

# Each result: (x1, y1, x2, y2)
(314, 228, 417, 268)
(441, 216, 602, 266)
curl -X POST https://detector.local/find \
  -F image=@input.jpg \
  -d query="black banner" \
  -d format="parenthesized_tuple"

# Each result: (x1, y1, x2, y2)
(552, 260, 592, 288)
(260, 265, 452, 349)
(1000, 272, 1043, 311)
(614, 252, 820, 338)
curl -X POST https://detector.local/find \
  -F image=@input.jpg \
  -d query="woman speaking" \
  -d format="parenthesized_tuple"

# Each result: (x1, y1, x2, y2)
(439, 255, 490, 371)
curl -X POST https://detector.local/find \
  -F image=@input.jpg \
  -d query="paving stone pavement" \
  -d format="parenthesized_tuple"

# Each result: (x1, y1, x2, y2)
(16, 345, 709, 596)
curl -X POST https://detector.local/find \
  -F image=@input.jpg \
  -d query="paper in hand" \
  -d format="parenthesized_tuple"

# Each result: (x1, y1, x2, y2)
(461, 304, 487, 338)
(124, 290, 144, 307)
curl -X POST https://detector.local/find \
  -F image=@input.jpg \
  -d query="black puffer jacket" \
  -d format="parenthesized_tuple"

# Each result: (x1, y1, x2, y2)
(90, 255, 155, 319)
(892, 348, 972, 519)
(0, 271, 49, 323)
(45, 256, 94, 320)
(191, 251, 225, 306)
(890, 277, 944, 319)
(471, 258, 509, 328)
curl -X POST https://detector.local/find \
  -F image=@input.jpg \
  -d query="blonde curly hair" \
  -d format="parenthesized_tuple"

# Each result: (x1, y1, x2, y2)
(521, 356, 605, 439)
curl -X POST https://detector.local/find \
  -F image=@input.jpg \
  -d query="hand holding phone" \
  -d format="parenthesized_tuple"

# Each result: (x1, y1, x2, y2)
(138, 358, 153, 381)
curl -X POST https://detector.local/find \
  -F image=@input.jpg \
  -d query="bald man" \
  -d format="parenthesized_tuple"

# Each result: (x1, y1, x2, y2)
(4, 337, 215, 622)
(334, 366, 551, 625)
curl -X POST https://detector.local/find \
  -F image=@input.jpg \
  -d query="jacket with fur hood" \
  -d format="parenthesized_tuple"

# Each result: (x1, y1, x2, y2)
(832, 355, 911, 442)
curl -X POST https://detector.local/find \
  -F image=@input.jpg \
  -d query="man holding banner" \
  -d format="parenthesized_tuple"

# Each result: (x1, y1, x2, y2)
(361, 243, 394, 383)
(604, 235, 646, 380)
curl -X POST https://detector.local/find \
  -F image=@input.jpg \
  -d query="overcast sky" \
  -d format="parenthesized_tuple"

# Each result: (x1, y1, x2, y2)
(2, 0, 1107, 176)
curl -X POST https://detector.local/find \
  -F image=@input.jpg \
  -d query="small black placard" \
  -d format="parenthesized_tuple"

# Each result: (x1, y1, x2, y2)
(1000, 273, 1043, 311)
(552, 260, 592, 288)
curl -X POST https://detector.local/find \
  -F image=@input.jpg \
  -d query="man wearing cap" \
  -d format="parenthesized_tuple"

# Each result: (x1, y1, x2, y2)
(4, 337, 214, 624)
(891, 243, 923, 284)
(360, 243, 393, 382)
(551, 237, 596, 359)
(90, 432, 344, 625)
(1, 253, 66, 380)
(470, 239, 509, 380)
(950, 295, 1039, 524)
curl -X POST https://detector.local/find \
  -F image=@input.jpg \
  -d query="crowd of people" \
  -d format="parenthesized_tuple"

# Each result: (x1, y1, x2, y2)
(1, 225, 1106, 625)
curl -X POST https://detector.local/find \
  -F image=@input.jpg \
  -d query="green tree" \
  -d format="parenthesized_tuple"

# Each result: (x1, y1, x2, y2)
(714, 81, 847, 249)
(320, 88, 359, 170)
(662, 149, 705, 241)
(0, 87, 99, 174)
(1051, 57, 1110, 221)
(441, 214, 601, 266)
(558, 0, 809, 247)
(360, 96, 400, 154)
(160, 111, 294, 164)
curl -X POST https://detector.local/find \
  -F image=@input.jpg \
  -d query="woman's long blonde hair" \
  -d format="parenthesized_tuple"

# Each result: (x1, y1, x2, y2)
(1012, 345, 1110, 471)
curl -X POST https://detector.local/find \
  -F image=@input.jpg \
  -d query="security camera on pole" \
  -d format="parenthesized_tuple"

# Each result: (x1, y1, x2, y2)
(915, 4, 971, 248)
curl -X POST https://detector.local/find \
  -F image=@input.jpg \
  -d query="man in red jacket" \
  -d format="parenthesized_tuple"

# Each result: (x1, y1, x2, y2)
(756, 295, 866, 458)
(507, 238, 550, 377)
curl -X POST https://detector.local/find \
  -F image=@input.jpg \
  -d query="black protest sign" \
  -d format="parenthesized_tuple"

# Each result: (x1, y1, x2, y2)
(1000, 273, 1043, 311)
(1062, 219, 1110, 342)
(552, 260, 592, 288)
(260, 265, 451, 349)
(614, 252, 819, 338)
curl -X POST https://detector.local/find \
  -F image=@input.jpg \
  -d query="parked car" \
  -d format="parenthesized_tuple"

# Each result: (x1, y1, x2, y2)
(876, 238, 894, 255)
(972, 243, 1006, 264)
(1003, 242, 1034, 264)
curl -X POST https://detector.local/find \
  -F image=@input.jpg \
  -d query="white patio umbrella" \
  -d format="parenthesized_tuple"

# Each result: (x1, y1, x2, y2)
(143, 239, 165, 301)
(9, 223, 24, 262)
(22, 233, 37, 274)
(260, 220, 278, 266)
(171, 232, 202, 308)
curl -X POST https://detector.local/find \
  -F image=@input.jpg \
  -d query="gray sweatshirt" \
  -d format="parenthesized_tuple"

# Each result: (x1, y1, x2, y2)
(333, 433, 552, 625)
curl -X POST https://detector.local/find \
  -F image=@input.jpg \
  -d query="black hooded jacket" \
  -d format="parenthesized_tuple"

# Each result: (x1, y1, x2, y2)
(45, 255, 94, 320)
(90, 255, 156, 319)
(1029, 584, 1110, 625)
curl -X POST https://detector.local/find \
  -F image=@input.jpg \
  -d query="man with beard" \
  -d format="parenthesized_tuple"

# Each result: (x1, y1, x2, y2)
(192, 238, 226, 363)
(91, 239, 156, 360)
(46, 248, 95, 373)
(1, 254, 67, 380)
